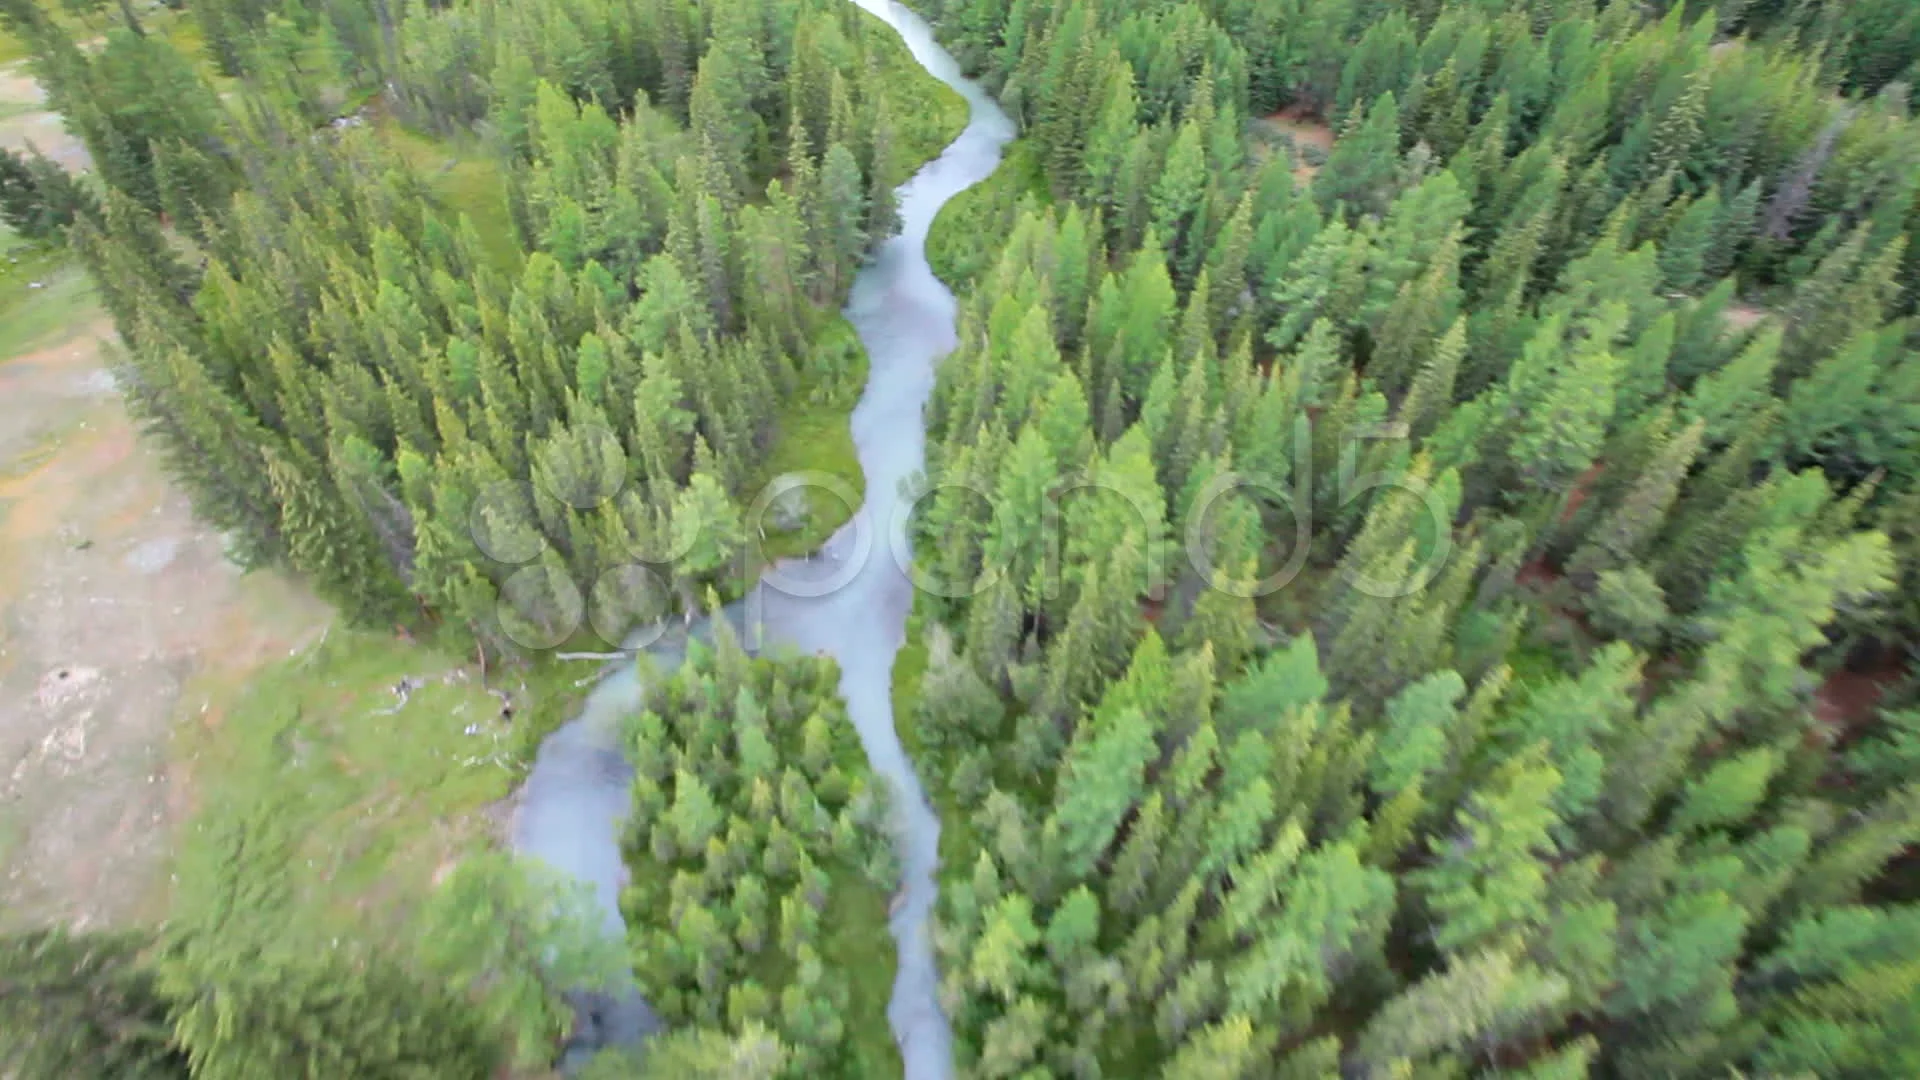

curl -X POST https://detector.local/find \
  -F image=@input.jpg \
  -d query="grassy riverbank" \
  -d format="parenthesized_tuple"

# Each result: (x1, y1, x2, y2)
(753, 317, 870, 565)
(926, 139, 1043, 288)
(858, 6, 970, 185)
(167, 631, 590, 943)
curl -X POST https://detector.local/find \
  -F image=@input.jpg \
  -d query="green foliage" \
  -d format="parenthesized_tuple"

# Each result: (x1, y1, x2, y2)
(13, 0, 1920, 1075)
(0, 929, 186, 1078)
(167, 630, 584, 948)
(416, 854, 622, 1069)
(912, 0, 1920, 1072)
(0, 147, 96, 240)
(1315, 93, 1403, 218)
(1414, 750, 1564, 955)
(620, 635, 898, 1075)
(926, 141, 1045, 289)
(592, 1022, 791, 1079)
(751, 318, 869, 561)
(23, 0, 974, 653)
(158, 937, 502, 1080)
(0, 923, 506, 1080)
(1582, 565, 1671, 648)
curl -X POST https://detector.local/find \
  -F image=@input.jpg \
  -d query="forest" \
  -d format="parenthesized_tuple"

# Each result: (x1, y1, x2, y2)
(905, 0, 1920, 1075)
(2, 0, 1919, 1076)
(614, 619, 903, 1076)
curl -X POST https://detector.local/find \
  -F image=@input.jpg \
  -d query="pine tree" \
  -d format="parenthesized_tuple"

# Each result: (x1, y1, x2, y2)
(621, 1022, 789, 1079)
(1371, 230, 1464, 398)
(160, 940, 501, 1080)
(1682, 327, 1782, 448)
(0, 929, 186, 1078)
(1667, 746, 1781, 837)
(1353, 948, 1569, 1072)
(866, 92, 902, 240)
(1396, 316, 1468, 440)
(1499, 324, 1620, 496)
(1568, 418, 1706, 586)
(1202, 192, 1255, 341)
(1645, 71, 1706, 184)
(1413, 749, 1563, 955)
(1658, 190, 1721, 294)
(1316, 93, 1404, 218)
(0, 146, 97, 238)
(1162, 1015, 1263, 1079)
(816, 142, 869, 300)
(418, 855, 620, 1068)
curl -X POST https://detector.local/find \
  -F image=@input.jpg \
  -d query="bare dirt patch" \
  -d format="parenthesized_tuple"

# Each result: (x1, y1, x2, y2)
(0, 307, 330, 932)
(0, 60, 89, 170)
(1257, 106, 1336, 183)
(1814, 658, 1906, 735)
(0, 65, 44, 106)
(0, 63, 323, 931)
(1723, 302, 1770, 332)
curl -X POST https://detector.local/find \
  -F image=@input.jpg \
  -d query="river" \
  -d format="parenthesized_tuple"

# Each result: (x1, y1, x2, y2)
(508, 2, 1015, 1074)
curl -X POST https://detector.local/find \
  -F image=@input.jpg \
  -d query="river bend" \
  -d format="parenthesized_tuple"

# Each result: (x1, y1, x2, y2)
(510, 4, 1014, 1074)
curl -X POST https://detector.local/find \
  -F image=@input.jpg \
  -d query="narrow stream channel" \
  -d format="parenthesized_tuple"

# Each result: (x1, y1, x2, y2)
(510, 3, 1015, 1073)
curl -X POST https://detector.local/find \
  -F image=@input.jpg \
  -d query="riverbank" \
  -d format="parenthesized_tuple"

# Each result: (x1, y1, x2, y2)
(925, 139, 1043, 289)
(168, 632, 589, 939)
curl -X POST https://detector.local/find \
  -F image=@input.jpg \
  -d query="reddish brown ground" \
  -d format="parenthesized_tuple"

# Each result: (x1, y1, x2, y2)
(1557, 463, 1606, 525)
(1723, 302, 1771, 332)
(1259, 106, 1337, 183)
(1814, 661, 1906, 734)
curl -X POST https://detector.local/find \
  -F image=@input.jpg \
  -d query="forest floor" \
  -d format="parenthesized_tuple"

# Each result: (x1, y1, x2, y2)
(1256, 107, 1337, 183)
(1724, 301, 1771, 331)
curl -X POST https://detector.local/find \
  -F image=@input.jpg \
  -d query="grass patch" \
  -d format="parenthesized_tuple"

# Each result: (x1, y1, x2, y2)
(153, 6, 209, 65)
(824, 877, 902, 1076)
(167, 629, 586, 944)
(1505, 638, 1570, 694)
(0, 232, 98, 360)
(380, 123, 521, 274)
(854, 7, 969, 183)
(889, 609, 987, 917)
(0, 5, 209, 68)
(891, 611, 931, 763)
(925, 139, 1045, 289)
(751, 317, 870, 564)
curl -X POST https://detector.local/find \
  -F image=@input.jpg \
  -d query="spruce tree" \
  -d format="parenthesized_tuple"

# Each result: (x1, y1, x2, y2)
(0, 929, 186, 1079)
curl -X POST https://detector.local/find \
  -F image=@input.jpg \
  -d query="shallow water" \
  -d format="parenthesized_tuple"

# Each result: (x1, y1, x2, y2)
(509, 4, 1014, 1074)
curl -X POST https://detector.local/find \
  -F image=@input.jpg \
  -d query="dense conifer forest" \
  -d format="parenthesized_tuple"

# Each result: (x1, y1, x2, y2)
(905, 0, 1920, 1075)
(618, 620, 903, 1075)
(2, 0, 967, 654)
(3, 0, 1920, 1076)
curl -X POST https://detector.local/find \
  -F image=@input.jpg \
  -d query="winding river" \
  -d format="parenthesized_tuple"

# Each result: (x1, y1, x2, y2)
(509, 3, 1015, 1074)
